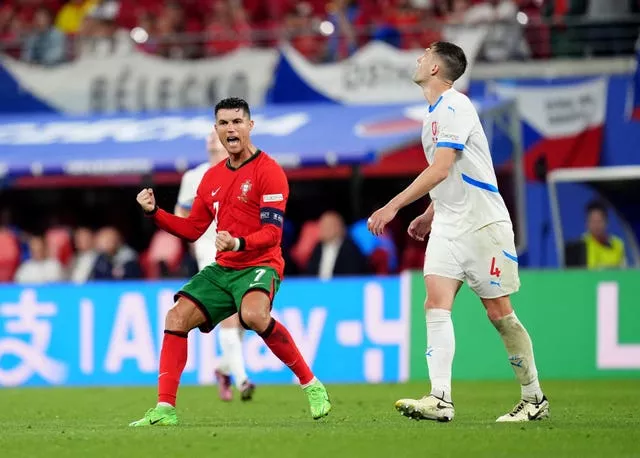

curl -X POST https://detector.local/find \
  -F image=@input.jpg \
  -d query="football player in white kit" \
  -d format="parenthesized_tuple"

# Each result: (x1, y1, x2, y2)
(367, 41, 549, 422)
(175, 129, 256, 402)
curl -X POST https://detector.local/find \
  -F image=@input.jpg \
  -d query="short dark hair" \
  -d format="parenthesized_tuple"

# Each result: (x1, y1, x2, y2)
(215, 97, 251, 118)
(432, 41, 467, 82)
(586, 200, 607, 218)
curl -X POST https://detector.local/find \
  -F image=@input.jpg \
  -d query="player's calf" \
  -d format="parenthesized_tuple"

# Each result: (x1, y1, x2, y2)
(129, 298, 205, 426)
(241, 293, 331, 418)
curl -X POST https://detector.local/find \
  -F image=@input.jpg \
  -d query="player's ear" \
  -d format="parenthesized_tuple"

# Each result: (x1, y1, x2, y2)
(249, 119, 254, 131)
(431, 63, 439, 76)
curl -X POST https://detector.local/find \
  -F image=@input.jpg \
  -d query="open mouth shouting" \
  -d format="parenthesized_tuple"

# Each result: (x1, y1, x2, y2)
(226, 136, 240, 148)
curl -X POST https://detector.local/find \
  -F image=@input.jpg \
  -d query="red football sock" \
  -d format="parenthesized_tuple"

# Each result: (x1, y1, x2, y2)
(158, 330, 188, 406)
(260, 319, 314, 385)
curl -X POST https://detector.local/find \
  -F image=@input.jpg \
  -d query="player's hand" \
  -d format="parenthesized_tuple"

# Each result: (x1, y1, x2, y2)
(367, 205, 397, 236)
(216, 231, 236, 252)
(408, 213, 432, 241)
(136, 188, 156, 213)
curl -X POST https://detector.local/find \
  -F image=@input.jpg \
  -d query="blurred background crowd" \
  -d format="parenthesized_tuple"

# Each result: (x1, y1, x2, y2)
(1, 0, 639, 65)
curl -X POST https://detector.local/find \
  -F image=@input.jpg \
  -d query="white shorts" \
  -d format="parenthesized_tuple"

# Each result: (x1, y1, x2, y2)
(423, 222, 520, 299)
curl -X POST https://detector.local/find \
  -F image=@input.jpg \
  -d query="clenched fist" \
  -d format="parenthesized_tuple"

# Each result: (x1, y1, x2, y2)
(137, 188, 156, 213)
(216, 231, 237, 252)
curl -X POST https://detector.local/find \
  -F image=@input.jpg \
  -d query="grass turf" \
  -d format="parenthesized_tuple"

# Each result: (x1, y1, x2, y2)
(1, 380, 639, 458)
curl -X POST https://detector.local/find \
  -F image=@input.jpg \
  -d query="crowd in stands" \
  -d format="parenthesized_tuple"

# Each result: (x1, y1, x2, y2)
(1, 0, 638, 65)
(0, 196, 626, 285)
(0, 207, 429, 284)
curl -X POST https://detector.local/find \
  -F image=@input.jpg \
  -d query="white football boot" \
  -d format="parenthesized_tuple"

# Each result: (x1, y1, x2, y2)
(395, 395, 455, 422)
(496, 395, 550, 422)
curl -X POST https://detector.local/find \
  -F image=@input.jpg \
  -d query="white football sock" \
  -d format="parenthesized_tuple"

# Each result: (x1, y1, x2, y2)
(426, 308, 455, 403)
(218, 327, 248, 389)
(491, 312, 544, 403)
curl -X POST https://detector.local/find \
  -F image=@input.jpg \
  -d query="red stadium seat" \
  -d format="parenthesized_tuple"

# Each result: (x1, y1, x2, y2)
(290, 220, 319, 270)
(0, 229, 20, 282)
(143, 230, 184, 278)
(369, 247, 390, 275)
(46, 227, 74, 266)
(400, 235, 426, 271)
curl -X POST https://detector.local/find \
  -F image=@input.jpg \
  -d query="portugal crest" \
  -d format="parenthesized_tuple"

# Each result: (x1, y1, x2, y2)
(238, 179, 252, 203)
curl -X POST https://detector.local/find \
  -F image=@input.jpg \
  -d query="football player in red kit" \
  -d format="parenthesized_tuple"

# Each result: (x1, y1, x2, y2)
(130, 98, 332, 426)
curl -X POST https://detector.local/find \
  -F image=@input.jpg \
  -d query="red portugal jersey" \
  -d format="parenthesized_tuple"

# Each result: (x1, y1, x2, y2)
(151, 150, 288, 278)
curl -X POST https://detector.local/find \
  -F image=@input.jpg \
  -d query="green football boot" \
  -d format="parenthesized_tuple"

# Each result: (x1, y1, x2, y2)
(303, 380, 332, 420)
(129, 405, 179, 427)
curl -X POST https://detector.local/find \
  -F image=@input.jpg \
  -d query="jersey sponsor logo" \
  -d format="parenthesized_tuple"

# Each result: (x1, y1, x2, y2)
(440, 132, 460, 142)
(211, 187, 221, 197)
(263, 193, 283, 202)
(260, 207, 284, 227)
(238, 180, 252, 203)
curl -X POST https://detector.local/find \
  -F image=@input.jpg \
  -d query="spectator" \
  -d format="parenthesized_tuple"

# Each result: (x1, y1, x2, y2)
(55, 0, 98, 34)
(76, 4, 133, 58)
(481, 0, 530, 62)
(325, 0, 360, 60)
(154, 1, 188, 58)
(582, 201, 626, 269)
(21, 7, 67, 65)
(204, 0, 252, 56)
(284, 2, 324, 62)
(132, 12, 158, 54)
(91, 226, 142, 279)
(68, 227, 98, 283)
(306, 211, 369, 279)
(14, 234, 64, 284)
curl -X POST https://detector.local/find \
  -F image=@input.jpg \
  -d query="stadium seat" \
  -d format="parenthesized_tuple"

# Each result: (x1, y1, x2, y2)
(45, 227, 74, 266)
(0, 229, 20, 282)
(400, 236, 426, 271)
(369, 247, 390, 275)
(143, 230, 184, 278)
(290, 220, 319, 270)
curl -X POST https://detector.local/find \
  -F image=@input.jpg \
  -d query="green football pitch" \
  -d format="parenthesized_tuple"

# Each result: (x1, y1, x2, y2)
(1, 380, 639, 458)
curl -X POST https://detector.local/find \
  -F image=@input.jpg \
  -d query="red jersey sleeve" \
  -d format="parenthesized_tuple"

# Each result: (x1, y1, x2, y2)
(240, 161, 289, 251)
(151, 189, 213, 243)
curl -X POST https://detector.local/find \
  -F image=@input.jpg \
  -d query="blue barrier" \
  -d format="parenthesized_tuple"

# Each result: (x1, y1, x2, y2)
(0, 277, 409, 387)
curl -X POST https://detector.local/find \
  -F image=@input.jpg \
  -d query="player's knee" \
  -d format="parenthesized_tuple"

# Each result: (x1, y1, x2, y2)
(482, 296, 513, 321)
(425, 297, 452, 311)
(165, 306, 189, 331)
(239, 304, 270, 334)
(165, 298, 203, 332)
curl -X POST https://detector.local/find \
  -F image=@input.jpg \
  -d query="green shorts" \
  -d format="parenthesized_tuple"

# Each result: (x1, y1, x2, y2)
(176, 264, 281, 333)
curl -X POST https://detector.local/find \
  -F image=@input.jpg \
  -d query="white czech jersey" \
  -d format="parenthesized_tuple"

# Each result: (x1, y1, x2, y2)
(422, 88, 511, 239)
(177, 162, 216, 270)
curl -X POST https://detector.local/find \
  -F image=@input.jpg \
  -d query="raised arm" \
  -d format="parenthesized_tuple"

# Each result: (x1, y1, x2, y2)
(137, 188, 213, 242)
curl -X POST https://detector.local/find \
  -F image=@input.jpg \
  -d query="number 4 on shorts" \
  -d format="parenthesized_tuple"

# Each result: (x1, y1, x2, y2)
(490, 257, 501, 277)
